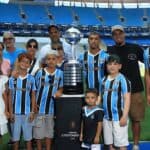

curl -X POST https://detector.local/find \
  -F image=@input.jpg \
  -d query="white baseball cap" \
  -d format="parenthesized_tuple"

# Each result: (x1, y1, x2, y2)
(111, 25, 124, 33)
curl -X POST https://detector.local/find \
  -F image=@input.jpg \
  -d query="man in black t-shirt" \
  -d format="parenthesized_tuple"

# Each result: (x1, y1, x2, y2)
(108, 25, 145, 150)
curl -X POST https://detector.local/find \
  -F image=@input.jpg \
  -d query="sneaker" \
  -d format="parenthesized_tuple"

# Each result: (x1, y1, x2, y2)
(132, 144, 139, 150)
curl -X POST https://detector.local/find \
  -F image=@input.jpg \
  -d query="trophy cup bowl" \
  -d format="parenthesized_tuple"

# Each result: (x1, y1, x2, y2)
(63, 27, 84, 94)
(64, 27, 82, 45)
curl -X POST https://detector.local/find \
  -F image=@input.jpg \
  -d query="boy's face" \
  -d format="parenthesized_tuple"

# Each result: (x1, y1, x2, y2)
(85, 92, 97, 106)
(19, 57, 31, 70)
(107, 62, 122, 75)
(46, 54, 57, 67)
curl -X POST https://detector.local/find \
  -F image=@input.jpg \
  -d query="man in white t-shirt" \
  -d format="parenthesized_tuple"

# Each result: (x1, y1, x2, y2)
(37, 25, 71, 63)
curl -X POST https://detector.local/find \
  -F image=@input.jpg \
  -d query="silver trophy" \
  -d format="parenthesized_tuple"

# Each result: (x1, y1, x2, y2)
(63, 27, 84, 94)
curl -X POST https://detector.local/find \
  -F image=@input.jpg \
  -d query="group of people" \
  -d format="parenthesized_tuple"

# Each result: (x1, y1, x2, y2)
(0, 24, 149, 150)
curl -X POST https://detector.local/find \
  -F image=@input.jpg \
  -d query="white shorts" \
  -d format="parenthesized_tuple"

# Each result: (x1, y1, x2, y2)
(33, 114, 54, 139)
(103, 119, 129, 147)
(0, 123, 8, 135)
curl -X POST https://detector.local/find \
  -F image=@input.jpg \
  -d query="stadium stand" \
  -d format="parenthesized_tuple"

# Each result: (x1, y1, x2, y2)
(0, 3, 149, 45)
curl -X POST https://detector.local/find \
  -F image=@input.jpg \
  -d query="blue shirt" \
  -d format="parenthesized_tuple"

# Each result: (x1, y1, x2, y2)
(78, 50, 109, 92)
(9, 74, 36, 115)
(35, 68, 63, 115)
(144, 48, 150, 70)
(101, 73, 131, 121)
(3, 48, 26, 69)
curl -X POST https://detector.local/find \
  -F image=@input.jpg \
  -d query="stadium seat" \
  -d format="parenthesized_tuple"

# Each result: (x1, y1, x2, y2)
(49, 6, 73, 25)
(0, 4, 21, 23)
(22, 4, 50, 24)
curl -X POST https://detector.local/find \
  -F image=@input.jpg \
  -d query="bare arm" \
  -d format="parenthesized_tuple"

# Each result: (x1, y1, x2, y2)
(55, 87, 63, 98)
(94, 122, 102, 144)
(29, 91, 36, 122)
(2, 89, 9, 118)
(120, 92, 130, 126)
(8, 89, 14, 121)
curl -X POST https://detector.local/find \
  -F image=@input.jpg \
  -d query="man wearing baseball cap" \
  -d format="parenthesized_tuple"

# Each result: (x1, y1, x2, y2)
(108, 25, 145, 150)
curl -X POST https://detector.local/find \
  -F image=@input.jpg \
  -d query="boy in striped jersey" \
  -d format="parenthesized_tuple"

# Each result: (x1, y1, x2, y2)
(101, 55, 131, 150)
(78, 32, 109, 93)
(8, 53, 36, 150)
(144, 48, 150, 105)
(33, 50, 63, 150)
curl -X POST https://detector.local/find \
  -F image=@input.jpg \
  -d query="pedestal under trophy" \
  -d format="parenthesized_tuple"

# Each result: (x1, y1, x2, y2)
(54, 27, 84, 150)
(63, 27, 84, 94)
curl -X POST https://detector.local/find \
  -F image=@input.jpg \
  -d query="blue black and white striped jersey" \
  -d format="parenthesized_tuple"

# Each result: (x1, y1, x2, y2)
(35, 68, 63, 115)
(144, 48, 150, 70)
(101, 73, 131, 121)
(9, 74, 36, 115)
(78, 50, 109, 92)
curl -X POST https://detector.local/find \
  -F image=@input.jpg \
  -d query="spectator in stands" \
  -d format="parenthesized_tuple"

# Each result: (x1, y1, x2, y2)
(78, 32, 109, 93)
(37, 25, 71, 63)
(3, 32, 25, 70)
(144, 48, 150, 105)
(0, 42, 10, 75)
(108, 25, 145, 150)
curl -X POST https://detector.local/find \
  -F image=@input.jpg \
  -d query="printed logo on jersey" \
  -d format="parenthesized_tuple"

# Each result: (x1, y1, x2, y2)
(128, 53, 137, 61)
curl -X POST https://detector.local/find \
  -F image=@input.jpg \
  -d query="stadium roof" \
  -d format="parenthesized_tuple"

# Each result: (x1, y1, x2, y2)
(5, 0, 150, 8)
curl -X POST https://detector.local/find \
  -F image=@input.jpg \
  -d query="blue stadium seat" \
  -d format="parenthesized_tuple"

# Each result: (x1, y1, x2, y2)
(49, 6, 73, 25)
(0, 4, 21, 23)
(120, 8, 144, 26)
(22, 4, 50, 24)
(72, 7, 100, 25)
(96, 8, 120, 26)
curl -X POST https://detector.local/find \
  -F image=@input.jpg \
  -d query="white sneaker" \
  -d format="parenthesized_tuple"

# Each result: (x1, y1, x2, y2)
(132, 145, 140, 150)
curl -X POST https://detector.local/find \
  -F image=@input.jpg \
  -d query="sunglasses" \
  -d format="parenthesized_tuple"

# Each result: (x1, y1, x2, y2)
(28, 44, 37, 49)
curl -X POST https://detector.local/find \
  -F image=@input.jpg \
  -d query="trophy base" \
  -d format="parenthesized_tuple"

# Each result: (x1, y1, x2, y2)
(63, 84, 84, 95)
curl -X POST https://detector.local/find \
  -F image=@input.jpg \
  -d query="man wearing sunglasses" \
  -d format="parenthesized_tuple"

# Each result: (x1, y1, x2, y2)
(3, 32, 26, 70)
